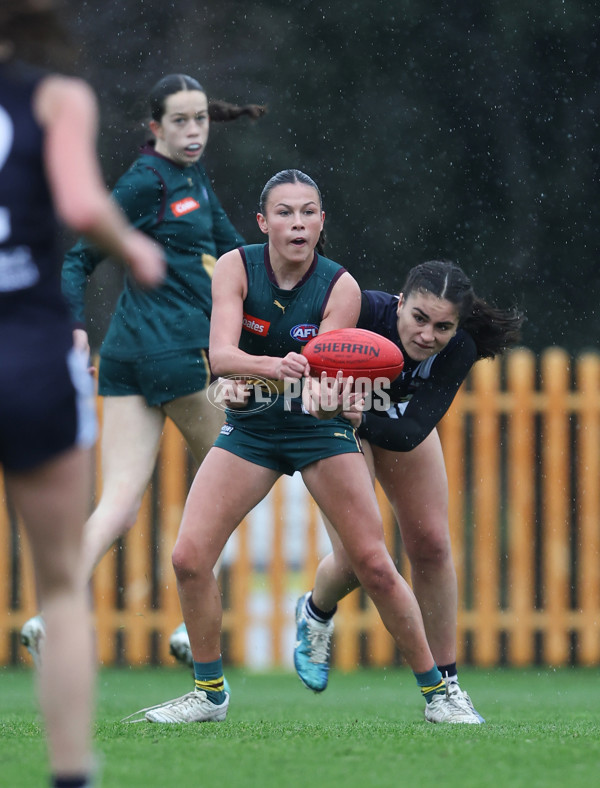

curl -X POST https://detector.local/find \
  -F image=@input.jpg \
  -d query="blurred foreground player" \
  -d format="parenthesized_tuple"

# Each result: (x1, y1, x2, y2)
(0, 2, 164, 785)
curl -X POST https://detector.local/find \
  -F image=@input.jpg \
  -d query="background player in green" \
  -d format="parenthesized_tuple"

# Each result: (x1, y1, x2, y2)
(20, 73, 265, 663)
(126, 170, 481, 725)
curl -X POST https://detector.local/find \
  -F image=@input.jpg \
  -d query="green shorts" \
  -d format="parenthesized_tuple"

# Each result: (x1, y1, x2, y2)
(98, 349, 211, 407)
(214, 415, 363, 476)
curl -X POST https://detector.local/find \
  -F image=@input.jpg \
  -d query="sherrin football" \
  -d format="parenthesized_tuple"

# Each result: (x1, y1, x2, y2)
(302, 328, 404, 383)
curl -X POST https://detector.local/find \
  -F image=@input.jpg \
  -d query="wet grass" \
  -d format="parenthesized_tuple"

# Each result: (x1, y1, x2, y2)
(1, 666, 599, 787)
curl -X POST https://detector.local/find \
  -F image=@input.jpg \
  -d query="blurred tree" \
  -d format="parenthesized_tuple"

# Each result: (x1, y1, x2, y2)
(65, 0, 598, 353)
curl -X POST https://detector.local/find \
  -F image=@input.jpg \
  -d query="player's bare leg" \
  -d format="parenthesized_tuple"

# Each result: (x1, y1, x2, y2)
(82, 395, 165, 577)
(162, 389, 224, 467)
(303, 453, 436, 671)
(7, 447, 95, 776)
(373, 430, 457, 666)
(136, 449, 277, 724)
(162, 391, 227, 668)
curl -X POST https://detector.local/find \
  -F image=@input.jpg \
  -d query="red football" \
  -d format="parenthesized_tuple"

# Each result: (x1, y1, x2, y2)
(302, 328, 404, 383)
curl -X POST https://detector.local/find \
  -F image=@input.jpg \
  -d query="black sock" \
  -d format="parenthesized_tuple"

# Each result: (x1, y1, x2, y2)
(437, 662, 458, 683)
(52, 776, 91, 788)
(306, 593, 336, 622)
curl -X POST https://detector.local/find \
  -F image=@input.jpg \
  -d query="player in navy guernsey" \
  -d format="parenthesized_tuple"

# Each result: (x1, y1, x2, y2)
(357, 287, 478, 451)
(21, 73, 266, 670)
(295, 259, 523, 723)
(0, 3, 164, 786)
(127, 172, 481, 726)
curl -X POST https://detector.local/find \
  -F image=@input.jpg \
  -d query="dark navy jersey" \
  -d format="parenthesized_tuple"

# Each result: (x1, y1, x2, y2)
(0, 62, 96, 470)
(357, 290, 477, 451)
(0, 60, 71, 361)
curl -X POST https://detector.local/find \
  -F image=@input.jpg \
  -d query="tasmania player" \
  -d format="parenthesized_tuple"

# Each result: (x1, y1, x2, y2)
(21, 74, 265, 663)
(127, 170, 480, 725)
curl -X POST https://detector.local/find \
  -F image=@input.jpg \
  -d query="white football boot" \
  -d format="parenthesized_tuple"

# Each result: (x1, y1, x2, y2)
(20, 614, 45, 668)
(122, 690, 229, 724)
(424, 690, 483, 724)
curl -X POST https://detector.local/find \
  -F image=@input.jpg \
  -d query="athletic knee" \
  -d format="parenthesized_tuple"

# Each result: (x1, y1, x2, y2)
(353, 552, 398, 598)
(35, 556, 82, 598)
(405, 529, 453, 570)
(93, 492, 143, 539)
(172, 545, 192, 580)
(172, 540, 212, 583)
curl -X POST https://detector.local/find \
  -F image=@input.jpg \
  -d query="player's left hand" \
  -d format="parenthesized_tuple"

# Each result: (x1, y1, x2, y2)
(341, 396, 365, 428)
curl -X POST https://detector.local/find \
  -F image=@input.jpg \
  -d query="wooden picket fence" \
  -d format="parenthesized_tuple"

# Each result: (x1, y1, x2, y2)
(1, 347, 599, 669)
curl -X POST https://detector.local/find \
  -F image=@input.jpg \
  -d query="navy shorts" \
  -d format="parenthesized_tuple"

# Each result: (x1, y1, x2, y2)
(98, 348, 211, 407)
(0, 347, 97, 472)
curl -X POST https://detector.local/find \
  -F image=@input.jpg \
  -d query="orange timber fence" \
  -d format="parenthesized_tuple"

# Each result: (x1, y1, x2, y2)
(1, 347, 599, 669)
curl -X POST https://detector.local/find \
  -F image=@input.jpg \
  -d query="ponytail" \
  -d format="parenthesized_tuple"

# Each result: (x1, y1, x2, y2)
(462, 298, 524, 359)
(148, 74, 266, 124)
(208, 99, 266, 122)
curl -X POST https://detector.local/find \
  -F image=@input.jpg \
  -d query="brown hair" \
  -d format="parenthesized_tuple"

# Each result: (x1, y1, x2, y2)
(402, 260, 524, 359)
(259, 170, 326, 256)
(148, 74, 266, 124)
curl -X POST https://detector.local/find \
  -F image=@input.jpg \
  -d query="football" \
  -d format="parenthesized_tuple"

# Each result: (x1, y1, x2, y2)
(302, 328, 404, 383)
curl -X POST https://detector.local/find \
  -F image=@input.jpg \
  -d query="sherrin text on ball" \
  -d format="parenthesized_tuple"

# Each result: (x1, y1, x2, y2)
(302, 327, 404, 383)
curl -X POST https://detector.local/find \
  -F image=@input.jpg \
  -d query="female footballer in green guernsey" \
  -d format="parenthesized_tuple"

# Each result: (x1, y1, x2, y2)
(20, 73, 265, 663)
(129, 170, 480, 725)
(294, 260, 523, 723)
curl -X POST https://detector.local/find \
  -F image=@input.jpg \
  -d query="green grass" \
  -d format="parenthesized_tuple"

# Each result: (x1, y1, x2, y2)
(1, 666, 599, 787)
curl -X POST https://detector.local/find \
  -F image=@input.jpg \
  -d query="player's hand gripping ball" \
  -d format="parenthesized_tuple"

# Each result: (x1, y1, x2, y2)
(302, 328, 404, 383)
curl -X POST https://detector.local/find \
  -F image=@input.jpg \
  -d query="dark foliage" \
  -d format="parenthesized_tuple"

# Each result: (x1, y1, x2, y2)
(65, 0, 599, 353)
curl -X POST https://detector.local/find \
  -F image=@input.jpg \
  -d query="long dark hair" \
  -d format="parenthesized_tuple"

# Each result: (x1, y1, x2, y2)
(148, 74, 266, 124)
(259, 169, 326, 255)
(402, 260, 524, 359)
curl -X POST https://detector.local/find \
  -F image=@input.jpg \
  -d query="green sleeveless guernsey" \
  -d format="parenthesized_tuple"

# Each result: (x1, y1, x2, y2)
(223, 243, 350, 432)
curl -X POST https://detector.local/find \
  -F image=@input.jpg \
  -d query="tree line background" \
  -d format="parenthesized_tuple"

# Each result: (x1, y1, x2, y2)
(67, 0, 599, 354)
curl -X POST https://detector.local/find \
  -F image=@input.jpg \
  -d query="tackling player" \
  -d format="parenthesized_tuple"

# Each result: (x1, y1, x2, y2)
(295, 259, 523, 722)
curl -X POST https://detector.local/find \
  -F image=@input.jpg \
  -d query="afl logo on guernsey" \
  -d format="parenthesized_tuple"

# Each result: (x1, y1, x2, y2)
(171, 197, 200, 217)
(290, 324, 319, 342)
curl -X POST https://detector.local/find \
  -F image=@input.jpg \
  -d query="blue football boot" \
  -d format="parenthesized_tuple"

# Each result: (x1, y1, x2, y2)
(293, 593, 334, 693)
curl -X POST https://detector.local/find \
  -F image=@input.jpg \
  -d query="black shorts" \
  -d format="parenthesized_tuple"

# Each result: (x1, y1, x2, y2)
(0, 347, 97, 472)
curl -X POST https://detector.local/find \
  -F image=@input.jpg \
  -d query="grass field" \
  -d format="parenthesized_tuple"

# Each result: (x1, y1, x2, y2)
(1, 665, 599, 787)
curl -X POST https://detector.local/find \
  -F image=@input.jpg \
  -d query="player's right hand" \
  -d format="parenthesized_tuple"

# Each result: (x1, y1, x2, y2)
(277, 351, 310, 380)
